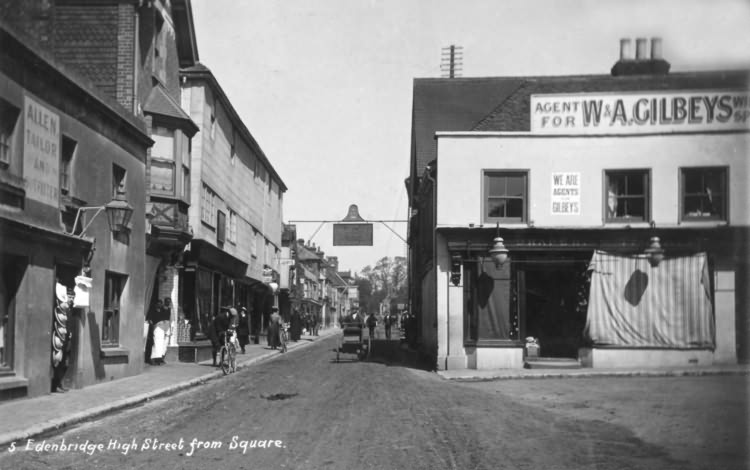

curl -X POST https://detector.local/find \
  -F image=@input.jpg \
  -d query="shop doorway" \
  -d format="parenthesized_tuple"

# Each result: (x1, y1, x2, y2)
(521, 262, 588, 358)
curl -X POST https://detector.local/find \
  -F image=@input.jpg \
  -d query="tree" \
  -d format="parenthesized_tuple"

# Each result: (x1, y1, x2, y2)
(358, 256, 407, 314)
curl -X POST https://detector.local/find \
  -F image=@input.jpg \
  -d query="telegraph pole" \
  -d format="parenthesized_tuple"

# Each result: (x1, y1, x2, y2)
(441, 44, 463, 78)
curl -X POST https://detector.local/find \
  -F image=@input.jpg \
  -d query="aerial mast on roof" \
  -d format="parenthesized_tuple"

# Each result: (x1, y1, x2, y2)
(440, 44, 463, 78)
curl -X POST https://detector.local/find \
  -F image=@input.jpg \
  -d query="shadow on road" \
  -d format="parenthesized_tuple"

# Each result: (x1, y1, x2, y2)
(364, 339, 435, 371)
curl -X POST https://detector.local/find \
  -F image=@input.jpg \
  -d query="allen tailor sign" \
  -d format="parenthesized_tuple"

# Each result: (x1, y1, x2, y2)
(531, 91, 750, 134)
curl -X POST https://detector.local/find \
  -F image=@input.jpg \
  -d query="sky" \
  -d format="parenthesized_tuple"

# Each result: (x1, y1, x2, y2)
(190, 0, 750, 274)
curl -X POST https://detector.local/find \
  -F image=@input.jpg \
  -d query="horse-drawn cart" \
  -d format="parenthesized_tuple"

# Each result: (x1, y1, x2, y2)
(335, 322, 370, 362)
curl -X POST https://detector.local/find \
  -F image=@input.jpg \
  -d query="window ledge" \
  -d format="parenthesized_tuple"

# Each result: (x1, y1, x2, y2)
(0, 374, 29, 391)
(678, 220, 729, 227)
(100, 346, 129, 358)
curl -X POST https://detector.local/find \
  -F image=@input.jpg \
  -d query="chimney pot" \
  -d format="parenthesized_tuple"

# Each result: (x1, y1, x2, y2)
(619, 38, 633, 60)
(635, 37, 648, 60)
(650, 37, 663, 60)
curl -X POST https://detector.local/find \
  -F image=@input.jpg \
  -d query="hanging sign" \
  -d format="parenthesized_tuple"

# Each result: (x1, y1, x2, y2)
(531, 90, 750, 134)
(551, 172, 580, 215)
(333, 204, 373, 246)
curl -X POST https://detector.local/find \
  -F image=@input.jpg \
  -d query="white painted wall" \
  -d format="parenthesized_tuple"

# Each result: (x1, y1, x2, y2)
(436, 132, 750, 229)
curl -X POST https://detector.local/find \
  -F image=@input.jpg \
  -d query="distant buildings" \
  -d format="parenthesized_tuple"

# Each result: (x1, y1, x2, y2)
(408, 37, 750, 370)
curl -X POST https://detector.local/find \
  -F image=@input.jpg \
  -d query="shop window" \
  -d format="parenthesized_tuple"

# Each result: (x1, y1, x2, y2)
(484, 171, 528, 223)
(605, 170, 649, 222)
(0, 256, 26, 371)
(0, 100, 20, 168)
(681, 167, 727, 221)
(463, 259, 516, 345)
(60, 135, 77, 195)
(102, 272, 127, 346)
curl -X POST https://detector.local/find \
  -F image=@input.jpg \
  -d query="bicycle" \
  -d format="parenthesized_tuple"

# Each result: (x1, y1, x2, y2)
(279, 322, 289, 353)
(219, 328, 237, 375)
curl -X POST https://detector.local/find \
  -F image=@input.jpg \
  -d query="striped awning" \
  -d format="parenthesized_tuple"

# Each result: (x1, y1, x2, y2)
(584, 251, 714, 348)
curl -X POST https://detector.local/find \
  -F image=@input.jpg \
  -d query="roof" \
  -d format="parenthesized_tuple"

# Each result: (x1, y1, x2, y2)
(410, 70, 750, 185)
(181, 63, 287, 192)
(295, 243, 322, 262)
(172, 0, 199, 67)
(143, 84, 199, 135)
(410, 77, 523, 179)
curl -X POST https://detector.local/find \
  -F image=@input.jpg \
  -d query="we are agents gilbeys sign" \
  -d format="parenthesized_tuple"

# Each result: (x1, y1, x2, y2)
(531, 91, 750, 134)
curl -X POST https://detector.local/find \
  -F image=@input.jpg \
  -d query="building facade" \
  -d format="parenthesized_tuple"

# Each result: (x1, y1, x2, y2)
(408, 38, 750, 370)
(0, 22, 151, 398)
(178, 64, 285, 359)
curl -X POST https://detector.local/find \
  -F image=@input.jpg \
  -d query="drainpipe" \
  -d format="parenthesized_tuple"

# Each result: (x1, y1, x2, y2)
(424, 166, 440, 362)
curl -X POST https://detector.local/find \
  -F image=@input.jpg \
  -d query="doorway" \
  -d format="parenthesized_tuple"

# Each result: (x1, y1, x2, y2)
(521, 262, 588, 358)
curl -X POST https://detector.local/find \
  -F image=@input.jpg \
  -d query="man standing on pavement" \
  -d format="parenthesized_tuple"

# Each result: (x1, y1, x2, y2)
(383, 313, 392, 340)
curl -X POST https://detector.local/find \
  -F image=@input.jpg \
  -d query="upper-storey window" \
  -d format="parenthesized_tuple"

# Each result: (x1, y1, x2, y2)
(201, 183, 217, 227)
(483, 171, 528, 223)
(60, 135, 77, 195)
(681, 167, 727, 222)
(150, 127, 175, 195)
(0, 100, 20, 168)
(605, 170, 649, 223)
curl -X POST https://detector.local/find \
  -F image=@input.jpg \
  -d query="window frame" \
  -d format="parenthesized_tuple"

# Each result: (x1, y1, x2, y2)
(604, 169, 651, 223)
(0, 100, 21, 168)
(679, 166, 728, 223)
(482, 170, 529, 224)
(102, 271, 127, 347)
(228, 209, 237, 244)
(216, 210, 226, 245)
(60, 135, 77, 195)
(200, 183, 217, 228)
(150, 127, 176, 196)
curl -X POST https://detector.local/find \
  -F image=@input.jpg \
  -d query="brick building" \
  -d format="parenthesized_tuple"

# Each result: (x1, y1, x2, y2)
(0, 21, 151, 398)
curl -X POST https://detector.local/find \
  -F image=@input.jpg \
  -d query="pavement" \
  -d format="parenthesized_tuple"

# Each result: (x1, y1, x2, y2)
(1, 324, 747, 448)
(0, 327, 340, 448)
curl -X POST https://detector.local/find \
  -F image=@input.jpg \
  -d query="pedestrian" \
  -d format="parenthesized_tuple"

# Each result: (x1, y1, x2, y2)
(290, 308, 302, 341)
(149, 298, 171, 365)
(268, 307, 281, 349)
(312, 311, 320, 336)
(51, 281, 74, 393)
(237, 306, 250, 353)
(213, 307, 231, 367)
(384, 312, 392, 340)
(366, 311, 377, 340)
(207, 311, 219, 366)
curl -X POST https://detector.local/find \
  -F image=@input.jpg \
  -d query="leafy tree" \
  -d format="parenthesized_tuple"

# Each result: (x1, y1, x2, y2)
(358, 256, 407, 314)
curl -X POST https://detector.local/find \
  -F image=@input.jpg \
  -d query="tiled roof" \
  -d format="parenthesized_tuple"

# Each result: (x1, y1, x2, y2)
(411, 77, 523, 177)
(143, 84, 198, 133)
(474, 71, 750, 131)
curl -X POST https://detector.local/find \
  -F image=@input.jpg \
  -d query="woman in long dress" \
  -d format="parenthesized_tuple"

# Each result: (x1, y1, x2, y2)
(150, 298, 171, 365)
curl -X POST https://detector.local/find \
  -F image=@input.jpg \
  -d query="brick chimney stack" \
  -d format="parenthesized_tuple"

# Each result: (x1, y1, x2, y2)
(611, 37, 670, 76)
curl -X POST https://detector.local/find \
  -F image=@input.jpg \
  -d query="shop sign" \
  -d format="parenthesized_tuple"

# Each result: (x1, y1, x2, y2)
(531, 91, 750, 134)
(551, 172, 580, 215)
(23, 95, 60, 207)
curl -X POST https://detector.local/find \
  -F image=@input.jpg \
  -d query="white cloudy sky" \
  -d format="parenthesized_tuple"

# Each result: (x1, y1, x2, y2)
(191, 0, 750, 273)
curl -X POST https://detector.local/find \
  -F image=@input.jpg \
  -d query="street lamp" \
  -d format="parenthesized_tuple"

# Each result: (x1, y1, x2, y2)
(644, 236, 665, 268)
(70, 188, 134, 237)
(488, 237, 509, 268)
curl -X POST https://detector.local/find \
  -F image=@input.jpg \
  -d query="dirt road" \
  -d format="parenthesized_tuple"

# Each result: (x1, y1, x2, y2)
(1, 336, 746, 469)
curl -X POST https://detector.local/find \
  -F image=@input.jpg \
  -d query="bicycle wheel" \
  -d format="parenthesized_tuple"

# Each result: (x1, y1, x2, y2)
(280, 332, 287, 353)
(229, 344, 237, 373)
(219, 345, 230, 375)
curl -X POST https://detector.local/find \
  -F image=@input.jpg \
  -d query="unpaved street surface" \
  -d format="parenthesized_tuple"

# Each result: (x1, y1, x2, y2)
(1, 336, 747, 470)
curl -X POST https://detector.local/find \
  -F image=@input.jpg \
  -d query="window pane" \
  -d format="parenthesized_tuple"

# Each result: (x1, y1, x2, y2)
(487, 176, 506, 196)
(181, 134, 191, 168)
(626, 173, 645, 196)
(151, 161, 174, 193)
(683, 171, 703, 194)
(506, 176, 525, 197)
(506, 198, 524, 218)
(487, 199, 506, 218)
(152, 128, 174, 160)
(622, 198, 645, 219)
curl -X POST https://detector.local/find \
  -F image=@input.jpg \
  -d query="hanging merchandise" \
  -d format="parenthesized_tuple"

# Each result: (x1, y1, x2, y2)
(73, 275, 92, 308)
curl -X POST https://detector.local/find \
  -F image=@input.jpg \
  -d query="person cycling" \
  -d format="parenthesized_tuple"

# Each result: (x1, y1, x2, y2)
(214, 307, 234, 366)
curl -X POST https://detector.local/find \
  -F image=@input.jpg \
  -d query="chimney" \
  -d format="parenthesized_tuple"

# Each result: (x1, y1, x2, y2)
(619, 38, 633, 61)
(611, 36, 670, 76)
(650, 37, 663, 60)
(635, 37, 648, 60)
